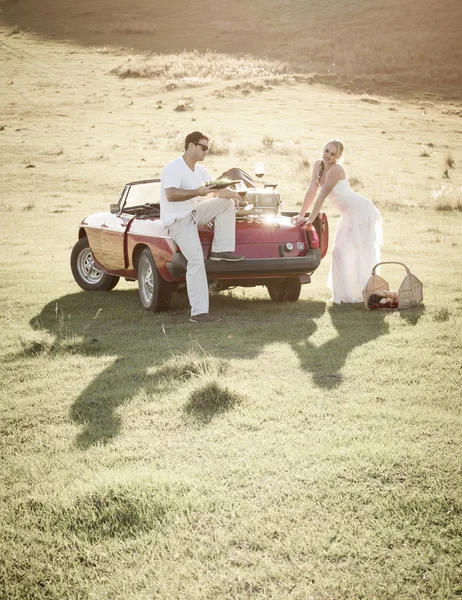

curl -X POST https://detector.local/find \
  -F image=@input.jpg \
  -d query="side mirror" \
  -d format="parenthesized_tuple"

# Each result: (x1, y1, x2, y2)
(110, 203, 120, 214)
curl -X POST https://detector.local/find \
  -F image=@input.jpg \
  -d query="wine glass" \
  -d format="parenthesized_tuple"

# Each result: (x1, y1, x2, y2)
(254, 162, 265, 180)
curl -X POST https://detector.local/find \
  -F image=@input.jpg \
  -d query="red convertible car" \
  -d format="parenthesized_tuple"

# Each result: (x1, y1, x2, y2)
(70, 177, 329, 312)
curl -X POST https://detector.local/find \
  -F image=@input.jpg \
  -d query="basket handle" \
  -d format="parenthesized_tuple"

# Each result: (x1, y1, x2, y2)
(371, 262, 412, 276)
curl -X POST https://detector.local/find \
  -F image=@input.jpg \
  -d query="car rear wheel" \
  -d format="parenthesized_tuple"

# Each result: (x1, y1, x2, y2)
(267, 277, 302, 302)
(137, 248, 173, 312)
(71, 237, 120, 291)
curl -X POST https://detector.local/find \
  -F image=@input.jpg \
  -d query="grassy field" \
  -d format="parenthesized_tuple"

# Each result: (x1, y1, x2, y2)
(1, 3, 462, 599)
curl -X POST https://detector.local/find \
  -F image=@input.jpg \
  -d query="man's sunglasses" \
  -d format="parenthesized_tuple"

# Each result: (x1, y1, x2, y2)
(196, 143, 210, 152)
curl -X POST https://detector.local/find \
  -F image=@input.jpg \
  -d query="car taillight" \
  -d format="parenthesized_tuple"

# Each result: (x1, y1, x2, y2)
(303, 223, 319, 249)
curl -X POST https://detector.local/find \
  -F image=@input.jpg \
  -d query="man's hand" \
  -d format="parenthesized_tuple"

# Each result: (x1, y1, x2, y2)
(197, 184, 215, 196)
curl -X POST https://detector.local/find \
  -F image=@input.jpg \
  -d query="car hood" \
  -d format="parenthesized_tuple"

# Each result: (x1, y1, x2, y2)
(81, 212, 111, 227)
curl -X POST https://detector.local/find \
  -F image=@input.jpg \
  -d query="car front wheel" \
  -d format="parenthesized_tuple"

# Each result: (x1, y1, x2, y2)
(267, 277, 302, 302)
(137, 248, 173, 312)
(71, 237, 120, 291)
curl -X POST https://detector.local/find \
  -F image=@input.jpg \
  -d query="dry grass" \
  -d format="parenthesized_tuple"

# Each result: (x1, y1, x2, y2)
(111, 51, 290, 87)
(446, 153, 455, 169)
(432, 184, 462, 211)
(420, 145, 431, 157)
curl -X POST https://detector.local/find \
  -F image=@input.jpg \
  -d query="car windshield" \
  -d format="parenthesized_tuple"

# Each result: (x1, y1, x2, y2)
(123, 180, 160, 209)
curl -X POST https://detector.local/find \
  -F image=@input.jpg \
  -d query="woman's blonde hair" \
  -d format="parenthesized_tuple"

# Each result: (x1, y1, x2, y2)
(316, 138, 345, 183)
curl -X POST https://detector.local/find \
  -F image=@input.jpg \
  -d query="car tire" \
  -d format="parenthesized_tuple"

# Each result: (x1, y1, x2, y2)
(71, 237, 120, 291)
(137, 248, 173, 312)
(267, 277, 302, 302)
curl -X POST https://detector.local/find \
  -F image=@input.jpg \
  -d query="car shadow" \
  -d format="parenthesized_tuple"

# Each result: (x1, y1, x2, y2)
(28, 290, 389, 448)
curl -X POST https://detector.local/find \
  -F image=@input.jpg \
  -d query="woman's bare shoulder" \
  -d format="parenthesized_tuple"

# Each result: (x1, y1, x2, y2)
(330, 163, 346, 178)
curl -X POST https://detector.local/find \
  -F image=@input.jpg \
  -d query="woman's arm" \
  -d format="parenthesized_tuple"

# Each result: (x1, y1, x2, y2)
(305, 164, 344, 223)
(292, 161, 321, 224)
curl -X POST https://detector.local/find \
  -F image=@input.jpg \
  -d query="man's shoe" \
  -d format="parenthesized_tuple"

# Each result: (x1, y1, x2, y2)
(209, 251, 244, 262)
(189, 313, 222, 323)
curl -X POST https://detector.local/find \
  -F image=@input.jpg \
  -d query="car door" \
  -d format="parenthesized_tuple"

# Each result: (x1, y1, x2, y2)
(101, 212, 132, 270)
(100, 181, 160, 271)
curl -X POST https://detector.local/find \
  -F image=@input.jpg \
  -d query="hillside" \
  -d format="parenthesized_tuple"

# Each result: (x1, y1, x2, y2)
(2, 0, 462, 100)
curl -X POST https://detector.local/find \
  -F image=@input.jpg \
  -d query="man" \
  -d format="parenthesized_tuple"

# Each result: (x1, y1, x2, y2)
(160, 131, 245, 323)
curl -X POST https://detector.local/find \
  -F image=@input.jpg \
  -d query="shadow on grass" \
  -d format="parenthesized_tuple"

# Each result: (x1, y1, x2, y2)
(295, 303, 390, 389)
(27, 289, 169, 449)
(208, 294, 390, 389)
(29, 290, 389, 447)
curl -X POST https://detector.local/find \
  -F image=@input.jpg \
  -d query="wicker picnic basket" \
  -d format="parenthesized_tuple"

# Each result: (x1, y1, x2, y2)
(363, 262, 423, 310)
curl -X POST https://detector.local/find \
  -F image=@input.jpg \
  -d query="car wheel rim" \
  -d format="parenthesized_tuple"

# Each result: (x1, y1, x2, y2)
(139, 256, 154, 303)
(77, 248, 104, 284)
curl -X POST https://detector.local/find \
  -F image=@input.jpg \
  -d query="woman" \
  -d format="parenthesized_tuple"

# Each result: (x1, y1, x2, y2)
(293, 139, 383, 303)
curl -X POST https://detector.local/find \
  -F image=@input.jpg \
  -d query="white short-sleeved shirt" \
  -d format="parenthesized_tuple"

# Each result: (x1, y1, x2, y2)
(160, 156, 212, 226)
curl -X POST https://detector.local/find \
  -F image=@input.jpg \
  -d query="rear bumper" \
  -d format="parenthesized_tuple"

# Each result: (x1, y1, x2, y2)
(166, 250, 321, 280)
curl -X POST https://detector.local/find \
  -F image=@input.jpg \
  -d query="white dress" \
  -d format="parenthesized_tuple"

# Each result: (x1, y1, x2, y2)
(326, 179, 383, 303)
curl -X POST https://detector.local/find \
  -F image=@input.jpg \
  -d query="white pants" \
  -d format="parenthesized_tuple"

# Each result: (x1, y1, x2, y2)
(166, 197, 236, 316)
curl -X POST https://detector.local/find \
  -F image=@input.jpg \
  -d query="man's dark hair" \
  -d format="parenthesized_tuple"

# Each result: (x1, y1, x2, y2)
(184, 131, 210, 151)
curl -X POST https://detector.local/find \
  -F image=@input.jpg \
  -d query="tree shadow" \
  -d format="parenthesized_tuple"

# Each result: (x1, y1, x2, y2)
(28, 290, 389, 448)
(70, 357, 125, 448)
(27, 290, 173, 449)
